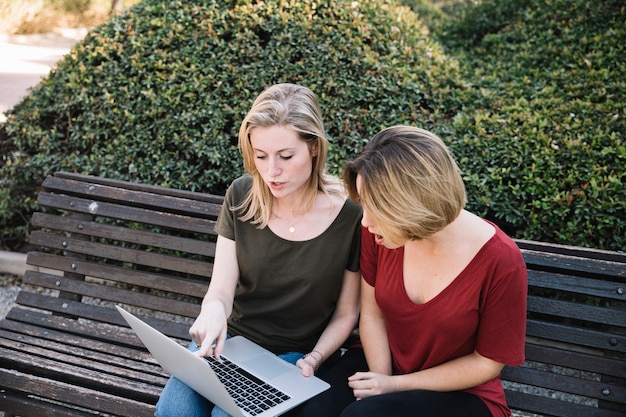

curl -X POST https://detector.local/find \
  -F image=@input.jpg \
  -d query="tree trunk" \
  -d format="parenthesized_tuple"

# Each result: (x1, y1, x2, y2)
(110, 0, 123, 16)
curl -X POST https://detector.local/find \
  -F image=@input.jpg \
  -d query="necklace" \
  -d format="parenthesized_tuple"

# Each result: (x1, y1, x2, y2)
(273, 207, 307, 233)
(287, 214, 304, 233)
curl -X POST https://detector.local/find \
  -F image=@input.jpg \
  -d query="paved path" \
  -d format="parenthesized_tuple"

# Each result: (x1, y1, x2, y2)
(0, 28, 87, 122)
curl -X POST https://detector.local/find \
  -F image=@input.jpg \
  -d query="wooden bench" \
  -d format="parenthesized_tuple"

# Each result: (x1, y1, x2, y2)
(501, 240, 626, 417)
(0, 172, 625, 417)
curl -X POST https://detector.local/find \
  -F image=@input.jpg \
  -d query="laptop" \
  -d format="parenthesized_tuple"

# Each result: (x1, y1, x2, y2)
(115, 306, 330, 417)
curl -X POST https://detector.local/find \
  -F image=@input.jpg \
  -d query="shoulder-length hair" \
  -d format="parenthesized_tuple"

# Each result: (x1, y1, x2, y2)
(343, 125, 466, 245)
(236, 83, 341, 227)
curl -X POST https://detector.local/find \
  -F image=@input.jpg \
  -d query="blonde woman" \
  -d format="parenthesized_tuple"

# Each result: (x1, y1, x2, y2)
(341, 126, 527, 417)
(156, 84, 366, 417)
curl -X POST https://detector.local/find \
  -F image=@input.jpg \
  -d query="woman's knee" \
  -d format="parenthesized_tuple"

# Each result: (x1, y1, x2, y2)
(339, 396, 384, 417)
(155, 376, 212, 417)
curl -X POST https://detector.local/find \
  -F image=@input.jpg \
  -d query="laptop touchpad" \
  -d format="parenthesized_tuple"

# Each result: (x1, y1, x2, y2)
(243, 354, 292, 379)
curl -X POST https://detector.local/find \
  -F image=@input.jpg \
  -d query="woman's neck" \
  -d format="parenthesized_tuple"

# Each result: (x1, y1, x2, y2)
(405, 210, 494, 255)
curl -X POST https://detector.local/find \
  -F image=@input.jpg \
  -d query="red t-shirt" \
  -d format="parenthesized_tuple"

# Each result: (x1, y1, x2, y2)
(361, 223, 527, 417)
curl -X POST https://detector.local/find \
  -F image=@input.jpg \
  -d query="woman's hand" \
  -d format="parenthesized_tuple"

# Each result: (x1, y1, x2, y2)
(296, 357, 316, 377)
(295, 350, 323, 377)
(348, 371, 397, 399)
(189, 299, 228, 359)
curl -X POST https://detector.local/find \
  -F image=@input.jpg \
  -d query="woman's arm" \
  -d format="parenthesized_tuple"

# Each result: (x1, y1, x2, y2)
(359, 278, 392, 375)
(297, 269, 360, 376)
(349, 277, 504, 398)
(190, 235, 239, 358)
(349, 351, 504, 399)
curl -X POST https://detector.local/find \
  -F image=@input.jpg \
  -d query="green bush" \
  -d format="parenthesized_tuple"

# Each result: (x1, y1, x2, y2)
(1, 0, 624, 252)
(435, 0, 625, 250)
(0, 0, 460, 250)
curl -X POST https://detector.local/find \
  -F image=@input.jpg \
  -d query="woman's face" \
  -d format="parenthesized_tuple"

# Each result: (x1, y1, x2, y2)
(356, 174, 402, 249)
(250, 125, 314, 200)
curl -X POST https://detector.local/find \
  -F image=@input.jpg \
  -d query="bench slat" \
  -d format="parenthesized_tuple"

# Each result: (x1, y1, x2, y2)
(527, 319, 626, 353)
(529, 269, 626, 301)
(521, 249, 626, 278)
(0, 340, 164, 399)
(0, 310, 147, 353)
(502, 365, 625, 403)
(11, 292, 194, 340)
(53, 171, 225, 204)
(0, 328, 163, 378)
(527, 295, 626, 327)
(26, 251, 209, 296)
(0, 367, 155, 417)
(516, 239, 626, 263)
(505, 389, 624, 417)
(1, 390, 94, 417)
(29, 231, 213, 276)
(524, 342, 626, 380)
(42, 175, 223, 217)
(23, 271, 202, 318)
(32, 212, 216, 257)
(37, 191, 217, 235)
(503, 366, 626, 404)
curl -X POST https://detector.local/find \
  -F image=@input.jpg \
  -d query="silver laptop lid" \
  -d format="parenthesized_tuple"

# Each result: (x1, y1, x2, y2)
(115, 306, 329, 417)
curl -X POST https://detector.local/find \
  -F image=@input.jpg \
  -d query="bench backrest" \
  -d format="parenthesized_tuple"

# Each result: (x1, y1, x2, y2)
(20, 171, 223, 341)
(503, 240, 626, 417)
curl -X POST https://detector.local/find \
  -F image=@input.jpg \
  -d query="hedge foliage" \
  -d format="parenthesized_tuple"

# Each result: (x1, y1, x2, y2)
(0, 0, 624, 252)
(0, 0, 461, 250)
(431, 0, 625, 250)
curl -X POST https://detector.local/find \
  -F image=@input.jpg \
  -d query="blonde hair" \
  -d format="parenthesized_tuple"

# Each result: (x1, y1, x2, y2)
(236, 83, 340, 227)
(343, 125, 466, 245)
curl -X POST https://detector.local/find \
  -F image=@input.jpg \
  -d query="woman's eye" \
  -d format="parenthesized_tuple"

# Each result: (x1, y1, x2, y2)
(280, 155, 293, 160)
(255, 155, 266, 160)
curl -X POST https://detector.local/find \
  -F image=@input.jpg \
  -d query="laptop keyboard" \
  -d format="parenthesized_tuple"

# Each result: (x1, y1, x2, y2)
(205, 355, 292, 416)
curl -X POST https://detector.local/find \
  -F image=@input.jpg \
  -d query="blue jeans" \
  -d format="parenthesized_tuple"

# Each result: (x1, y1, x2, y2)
(154, 340, 304, 417)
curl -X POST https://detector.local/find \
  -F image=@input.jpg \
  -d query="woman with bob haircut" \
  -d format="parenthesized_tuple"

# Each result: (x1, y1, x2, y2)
(340, 125, 527, 417)
(156, 83, 366, 417)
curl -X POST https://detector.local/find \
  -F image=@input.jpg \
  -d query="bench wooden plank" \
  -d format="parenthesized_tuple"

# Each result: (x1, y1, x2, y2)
(52, 171, 225, 204)
(521, 248, 626, 278)
(26, 251, 209, 296)
(0, 311, 146, 352)
(523, 342, 626, 380)
(526, 319, 626, 353)
(0, 328, 163, 379)
(527, 295, 626, 327)
(0, 368, 155, 416)
(23, 272, 202, 318)
(503, 365, 625, 403)
(29, 231, 212, 276)
(0, 342, 163, 401)
(10, 292, 194, 340)
(1, 390, 94, 417)
(37, 191, 217, 235)
(505, 389, 625, 417)
(516, 239, 626, 263)
(41, 175, 223, 217)
(528, 269, 626, 301)
(31, 212, 216, 256)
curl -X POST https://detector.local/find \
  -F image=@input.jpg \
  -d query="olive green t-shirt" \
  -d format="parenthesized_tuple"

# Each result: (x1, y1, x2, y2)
(215, 175, 362, 354)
